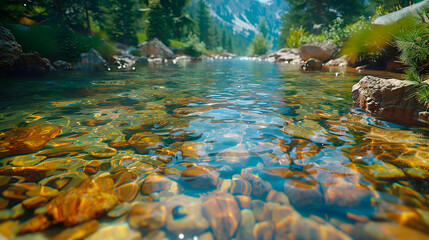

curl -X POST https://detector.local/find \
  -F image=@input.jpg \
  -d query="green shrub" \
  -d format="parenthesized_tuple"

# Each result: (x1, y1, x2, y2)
(6, 23, 114, 62)
(250, 33, 270, 55)
(287, 26, 308, 48)
(184, 34, 206, 57)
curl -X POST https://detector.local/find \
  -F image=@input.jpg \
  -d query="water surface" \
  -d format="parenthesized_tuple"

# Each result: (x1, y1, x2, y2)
(0, 60, 428, 239)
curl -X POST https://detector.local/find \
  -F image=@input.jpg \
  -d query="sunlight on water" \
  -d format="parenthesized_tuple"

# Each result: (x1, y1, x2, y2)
(0, 60, 428, 239)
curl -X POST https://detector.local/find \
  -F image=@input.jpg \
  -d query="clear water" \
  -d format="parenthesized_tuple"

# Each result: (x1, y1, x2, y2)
(0, 59, 428, 239)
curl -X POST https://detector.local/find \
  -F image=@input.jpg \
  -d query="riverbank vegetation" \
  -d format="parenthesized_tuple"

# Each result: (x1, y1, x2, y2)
(278, 0, 429, 106)
(0, 0, 245, 62)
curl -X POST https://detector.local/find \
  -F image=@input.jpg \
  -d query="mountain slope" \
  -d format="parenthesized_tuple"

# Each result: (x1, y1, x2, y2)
(190, 0, 289, 48)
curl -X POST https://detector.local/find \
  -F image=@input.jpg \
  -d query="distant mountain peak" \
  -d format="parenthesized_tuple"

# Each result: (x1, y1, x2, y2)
(191, 0, 288, 46)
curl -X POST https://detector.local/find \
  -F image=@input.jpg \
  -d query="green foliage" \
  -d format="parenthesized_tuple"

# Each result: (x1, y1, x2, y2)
(342, 16, 414, 66)
(109, 0, 139, 46)
(250, 34, 269, 55)
(184, 33, 206, 57)
(6, 23, 114, 62)
(394, 6, 429, 106)
(146, 0, 170, 45)
(197, 0, 215, 49)
(287, 26, 308, 48)
(395, 7, 429, 82)
(279, 0, 367, 48)
(259, 18, 268, 38)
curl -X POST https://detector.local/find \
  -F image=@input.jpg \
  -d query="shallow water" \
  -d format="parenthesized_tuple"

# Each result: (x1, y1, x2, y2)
(0, 59, 428, 239)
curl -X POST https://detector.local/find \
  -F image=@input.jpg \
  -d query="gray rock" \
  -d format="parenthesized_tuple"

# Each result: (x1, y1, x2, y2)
(135, 57, 148, 65)
(12, 51, 55, 76)
(138, 38, 175, 60)
(352, 76, 429, 127)
(0, 25, 23, 69)
(302, 58, 323, 71)
(299, 42, 339, 62)
(75, 48, 108, 71)
(53, 60, 72, 70)
(325, 56, 348, 67)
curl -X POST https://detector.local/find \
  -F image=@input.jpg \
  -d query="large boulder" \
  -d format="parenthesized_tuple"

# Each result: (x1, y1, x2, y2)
(352, 76, 429, 127)
(138, 38, 175, 60)
(299, 42, 339, 63)
(0, 25, 23, 70)
(12, 51, 55, 76)
(75, 48, 108, 71)
(270, 48, 301, 64)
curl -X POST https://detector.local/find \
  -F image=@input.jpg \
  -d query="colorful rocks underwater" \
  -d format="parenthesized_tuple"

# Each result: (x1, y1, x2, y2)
(0, 61, 428, 239)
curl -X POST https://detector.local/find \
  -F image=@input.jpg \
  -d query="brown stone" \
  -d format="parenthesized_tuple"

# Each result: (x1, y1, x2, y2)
(107, 202, 131, 218)
(0, 124, 62, 158)
(266, 190, 290, 205)
(51, 220, 99, 240)
(251, 200, 267, 222)
(235, 195, 252, 209)
(292, 218, 352, 240)
(22, 196, 49, 209)
(251, 178, 272, 198)
(299, 42, 339, 62)
(138, 38, 176, 59)
(86, 224, 141, 240)
(128, 202, 167, 230)
(352, 76, 429, 127)
(284, 179, 324, 208)
(164, 195, 209, 235)
(18, 214, 51, 234)
(230, 178, 252, 196)
(253, 221, 274, 240)
(181, 166, 219, 189)
(236, 209, 256, 240)
(46, 177, 118, 226)
(117, 182, 139, 202)
(202, 192, 241, 240)
(85, 145, 117, 158)
(179, 142, 207, 159)
(80, 118, 112, 126)
(141, 174, 177, 194)
(128, 132, 162, 154)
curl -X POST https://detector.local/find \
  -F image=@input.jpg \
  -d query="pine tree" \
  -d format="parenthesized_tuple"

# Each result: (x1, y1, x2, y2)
(221, 29, 227, 50)
(197, 0, 213, 49)
(146, 0, 170, 45)
(259, 18, 268, 38)
(109, 0, 139, 46)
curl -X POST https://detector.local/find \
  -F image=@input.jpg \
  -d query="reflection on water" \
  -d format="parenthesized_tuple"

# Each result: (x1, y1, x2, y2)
(0, 60, 428, 239)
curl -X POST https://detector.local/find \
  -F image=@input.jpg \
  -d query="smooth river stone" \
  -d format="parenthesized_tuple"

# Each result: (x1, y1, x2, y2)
(251, 200, 267, 222)
(128, 202, 167, 230)
(202, 192, 241, 240)
(357, 222, 429, 240)
(251, 178, 272, 198)
(230, 178, 252, 195)
(107, 202, 131, 218)
(236, 209, 255, 240)
(45, 177, 118, 227)
(18, 214, 51, 234)
(164, 195, 209, 235)
(80, 118, 112, 126)
(181, 166, 219, 189)
(6, 155, 46, 167)
(284, 179, 324, 208)
(86, 224, 141, 240)
(35, 145, 86, 157)
(323, 180, 372, 207)
(50, 220, 99, 240)
(235, 195, 252, 209)
(0, 124, 62, 158)
(141, 174, 178, 195)
(179, 141, 207, 159)
(116, 182, 139, 202)
(21, 196, 49, 209)
(266, 190, 290, 205)
(84, 145, 117, 158)
(253, 221, 274, 240)
(128, 132, 162, 154)
(291, 218, 352, 240)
